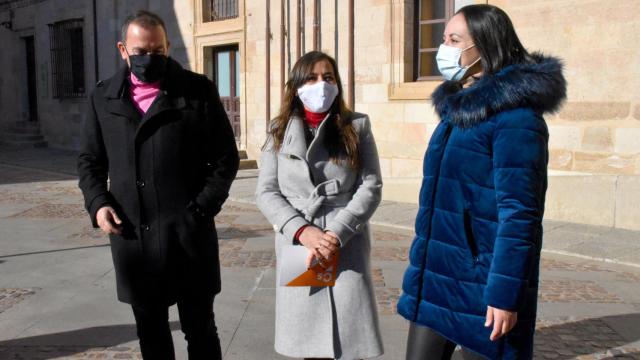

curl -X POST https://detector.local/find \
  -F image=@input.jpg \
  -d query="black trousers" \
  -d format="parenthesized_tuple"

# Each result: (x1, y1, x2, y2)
(132, 293, 222, 360)
(406, 322, 486, 360)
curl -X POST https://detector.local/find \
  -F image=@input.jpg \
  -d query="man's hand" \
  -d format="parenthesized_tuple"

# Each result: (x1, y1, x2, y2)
(96, 206, 123, 235)
(485, 306, 518, 341)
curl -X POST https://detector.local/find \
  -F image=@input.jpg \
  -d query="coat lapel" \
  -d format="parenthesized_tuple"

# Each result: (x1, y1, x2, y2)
(279, 116, 318, 188)
(104, 66, 141, 121)
(280, 115, 308, 161)
(134, 93, 187, 140)
(306, 113, 332, 162)
(135, 64, 189, 140)
(140, 92, 186, 122)
(106, 97, 141, 121)
(143, 59, 189, 122)
(103, 60, 189, 140)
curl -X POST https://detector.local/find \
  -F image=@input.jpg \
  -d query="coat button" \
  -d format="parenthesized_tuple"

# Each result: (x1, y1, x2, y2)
(136, 180, 145, 188)
(273, 224, 279, 231)
(141, 224, 150, 231)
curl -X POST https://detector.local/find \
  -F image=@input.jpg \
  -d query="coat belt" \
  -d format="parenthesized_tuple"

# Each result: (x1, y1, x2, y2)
(288, 179, 352, 221)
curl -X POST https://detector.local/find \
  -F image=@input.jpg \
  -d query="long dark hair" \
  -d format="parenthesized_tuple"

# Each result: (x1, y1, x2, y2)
(268, 51, 359, 168)
(457, 5, 533, 74)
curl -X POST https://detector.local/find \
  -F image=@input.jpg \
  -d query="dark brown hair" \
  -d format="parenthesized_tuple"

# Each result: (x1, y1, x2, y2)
(121, 10, 168, 43)
(457, 5, 533, 74)
(268, 51, 359, 168)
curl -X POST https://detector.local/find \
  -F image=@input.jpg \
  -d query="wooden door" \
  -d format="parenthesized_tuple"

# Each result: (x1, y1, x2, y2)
(25, 36, 38, 122)
(206, 45, 240, 143)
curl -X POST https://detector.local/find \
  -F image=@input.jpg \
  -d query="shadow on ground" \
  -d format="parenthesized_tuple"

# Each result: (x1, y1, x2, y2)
(0, 322, 180, 359)
(0, 164, 76, 185)
(1, 315, 639, 359)
(0, 244, 110, 259)
(532, 313, 640, 359)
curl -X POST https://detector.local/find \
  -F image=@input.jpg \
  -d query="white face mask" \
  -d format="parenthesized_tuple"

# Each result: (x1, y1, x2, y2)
(436, 43, 481, 81)
(296, 81, 339, 113)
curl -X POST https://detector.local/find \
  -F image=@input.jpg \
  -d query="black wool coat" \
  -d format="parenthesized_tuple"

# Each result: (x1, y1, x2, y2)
(78, 58, 239, 306)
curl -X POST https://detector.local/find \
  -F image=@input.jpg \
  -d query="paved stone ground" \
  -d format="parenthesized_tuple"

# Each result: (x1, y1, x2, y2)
(229, 171, 640, 269)
(1, 150, 640, 359)
(0, 289, 37, 314)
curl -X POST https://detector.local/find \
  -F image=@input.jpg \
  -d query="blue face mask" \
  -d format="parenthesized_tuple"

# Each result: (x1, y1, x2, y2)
(436, 43, 481, 81)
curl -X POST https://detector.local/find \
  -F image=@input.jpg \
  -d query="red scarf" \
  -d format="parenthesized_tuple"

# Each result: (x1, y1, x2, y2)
(304, 109, 328, 128)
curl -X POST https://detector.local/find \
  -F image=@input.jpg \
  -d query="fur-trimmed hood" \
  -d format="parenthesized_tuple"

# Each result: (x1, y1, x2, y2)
(432, 53, 567, 128)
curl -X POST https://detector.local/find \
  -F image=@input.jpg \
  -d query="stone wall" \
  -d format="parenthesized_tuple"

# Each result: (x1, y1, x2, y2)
(0, 9, 26, 131)
(234, 0, 639, 229)
(491, 0, 640, 175)
(0, 0, 194, 149)
(240, 0, 484, 199)
(2, 0, 638, 228)
(0, 0, 94, 149)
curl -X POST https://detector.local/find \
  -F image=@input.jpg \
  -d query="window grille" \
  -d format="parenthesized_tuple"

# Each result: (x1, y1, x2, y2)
(49, 19, 85, 98)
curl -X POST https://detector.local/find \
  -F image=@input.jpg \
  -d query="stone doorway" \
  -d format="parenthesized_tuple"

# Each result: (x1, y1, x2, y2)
(204, 44, 240, 144)
(24, 36, 38, 123)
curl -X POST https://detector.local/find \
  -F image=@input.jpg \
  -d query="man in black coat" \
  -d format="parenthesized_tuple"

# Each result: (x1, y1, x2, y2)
(77, 10, 239, 359)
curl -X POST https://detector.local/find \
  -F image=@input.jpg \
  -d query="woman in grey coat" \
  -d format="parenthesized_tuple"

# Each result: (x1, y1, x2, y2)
(256, 51, 384, 360)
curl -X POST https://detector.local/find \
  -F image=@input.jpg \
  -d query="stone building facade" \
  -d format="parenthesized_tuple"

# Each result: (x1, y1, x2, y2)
(205, 0, 639, 230)
(1, 0, 638, 230)
(0, 0, 193, 149)
(1, 0, 97, 149)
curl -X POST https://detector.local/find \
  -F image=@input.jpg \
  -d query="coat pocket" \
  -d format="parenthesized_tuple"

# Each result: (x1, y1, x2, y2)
(463, 209, 479, 263)
(175, 210, 213, 260)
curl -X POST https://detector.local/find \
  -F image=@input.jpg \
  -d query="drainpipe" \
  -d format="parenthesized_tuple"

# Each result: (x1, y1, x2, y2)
(301, 0, 305, 54)
(348, 0, 354, 110)
(92, 0, 99, 81)
(334, 0, 338, 63)
(266, 0, 271, 128)
(280, 0, 285, 97)
(312, 0, 318, 50)
(287, 0, 291, 73)
(296, 0, 300, 59)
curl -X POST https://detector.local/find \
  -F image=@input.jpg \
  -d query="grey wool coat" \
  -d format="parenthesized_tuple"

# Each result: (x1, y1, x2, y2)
(256, 112, 384, 360)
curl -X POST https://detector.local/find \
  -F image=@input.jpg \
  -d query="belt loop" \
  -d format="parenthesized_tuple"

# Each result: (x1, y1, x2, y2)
(314, 178, 340, 196)
(305, 195, 326, 220)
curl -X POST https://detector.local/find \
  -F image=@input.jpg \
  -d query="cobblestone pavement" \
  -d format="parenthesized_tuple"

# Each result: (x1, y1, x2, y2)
(1, 164, 639, 359)
(0, 288, 37, 314)
(0, 345, 142, 359)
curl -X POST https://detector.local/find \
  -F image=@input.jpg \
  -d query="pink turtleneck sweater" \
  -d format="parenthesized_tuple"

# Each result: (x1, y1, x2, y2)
(129, 72, 161, 114)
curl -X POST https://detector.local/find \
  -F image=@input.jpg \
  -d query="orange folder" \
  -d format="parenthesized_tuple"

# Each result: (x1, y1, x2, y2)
(287, 251, 340, 287)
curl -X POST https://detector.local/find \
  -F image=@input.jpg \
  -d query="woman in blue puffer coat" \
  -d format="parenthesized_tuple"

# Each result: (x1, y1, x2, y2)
(397, 4, 566, 360)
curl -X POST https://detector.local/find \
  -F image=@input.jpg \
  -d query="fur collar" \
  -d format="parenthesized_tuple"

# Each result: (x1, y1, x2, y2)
(432, 53, 567, 128)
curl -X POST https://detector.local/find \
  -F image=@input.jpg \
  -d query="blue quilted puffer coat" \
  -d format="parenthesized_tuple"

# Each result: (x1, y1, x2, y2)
(397, 54, 566, 359)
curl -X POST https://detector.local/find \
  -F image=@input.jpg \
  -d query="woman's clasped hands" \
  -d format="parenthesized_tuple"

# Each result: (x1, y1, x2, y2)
(298, 226, 340, 268)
